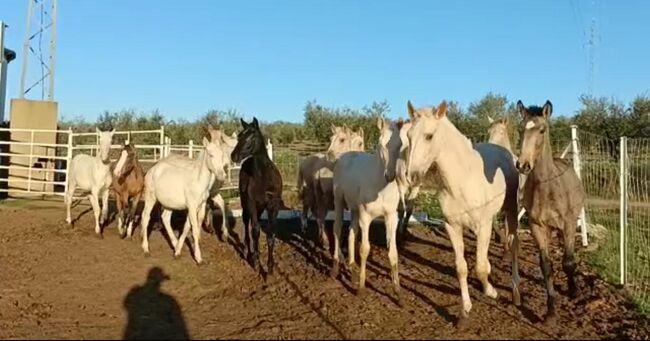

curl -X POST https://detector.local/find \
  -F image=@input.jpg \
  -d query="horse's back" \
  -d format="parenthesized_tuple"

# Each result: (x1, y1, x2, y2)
(474, 143, 518, 188)
(333, 151, 386, 207)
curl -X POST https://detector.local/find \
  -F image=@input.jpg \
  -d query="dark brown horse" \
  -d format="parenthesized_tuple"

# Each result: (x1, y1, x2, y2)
(231, 117, 284, 276)
(516, 100, 586, 322)
(111, 142, 145, 239)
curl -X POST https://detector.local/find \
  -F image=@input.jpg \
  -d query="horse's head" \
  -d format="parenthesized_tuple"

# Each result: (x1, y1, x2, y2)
(376, 117, 403, 183)
(516, 100, 553, 175)
(208, 124, 238, 172)
(405, 100, 447, 185)
(113, 141, 137, 178)
(325, 125, 352, 161)
(203, 136, 227, 182)
(231, 117, 265, 164)
(350, 127, 365, 152)
(487, 116, 510, 145)
(96, 127, 115, 163)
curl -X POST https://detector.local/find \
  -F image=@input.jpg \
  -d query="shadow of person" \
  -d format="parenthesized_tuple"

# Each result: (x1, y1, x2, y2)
(123, 267, 189, 340)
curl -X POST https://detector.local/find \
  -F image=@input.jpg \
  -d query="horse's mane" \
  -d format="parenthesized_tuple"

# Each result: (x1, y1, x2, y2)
(526, 106, 545, 117)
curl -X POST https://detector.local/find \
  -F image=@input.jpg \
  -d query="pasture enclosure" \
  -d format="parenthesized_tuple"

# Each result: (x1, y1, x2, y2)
(0, 123, 648, 315)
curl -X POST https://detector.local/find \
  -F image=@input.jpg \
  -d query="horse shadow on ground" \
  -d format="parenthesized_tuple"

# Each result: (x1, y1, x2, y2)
(123, 267, 189, 340)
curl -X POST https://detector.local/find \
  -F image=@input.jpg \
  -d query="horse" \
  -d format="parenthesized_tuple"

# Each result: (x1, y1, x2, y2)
(515, 100, 586, 322)
(310, 126, 365, 248)
(486, 115, 527, 243)
(405, 100, 521, 321)
(296, 125, 363, 235)
(138, 136, 227, 264)
(203, 124, 238, 239)
(231, 117, 284, 276)
(330, 117, 404, 304)
(65, 128, 115, 237)
(111, 141, 145, 238)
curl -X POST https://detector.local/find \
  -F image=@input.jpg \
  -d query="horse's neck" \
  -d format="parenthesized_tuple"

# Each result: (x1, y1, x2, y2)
(193, 152, 214, 186)
(490, 135, 512, 152)
(94, 153, 111, 168)
(530, 131, 559, 184)
(251, 151, 274, 175)
(433, 120, 478, 196)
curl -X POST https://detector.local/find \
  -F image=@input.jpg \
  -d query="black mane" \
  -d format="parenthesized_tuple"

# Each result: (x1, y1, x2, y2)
(527, 105, 545, 117)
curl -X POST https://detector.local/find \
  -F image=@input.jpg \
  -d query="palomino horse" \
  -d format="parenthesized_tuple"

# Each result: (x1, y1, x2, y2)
(331, 117, 403, 304)
(231, 117, 284, 276)
(139, 136, 227, 264)
(296, 125, 363, 235)
(65, 128, 115, 237)
(111, 141, 145, 238)
(311, 126, 365, 248)
(406, 100, 521, 321)
(516, 100, 586, 322)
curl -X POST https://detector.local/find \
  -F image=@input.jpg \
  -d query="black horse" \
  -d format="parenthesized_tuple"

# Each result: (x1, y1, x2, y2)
(231, 117, 284, 276)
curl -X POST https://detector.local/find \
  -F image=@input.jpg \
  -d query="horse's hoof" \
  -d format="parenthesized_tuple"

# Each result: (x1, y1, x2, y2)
(568, 288, 578, 300)
(394, 291, 404, 308)
(330, 264, 340, 279)
(95, 233, 103, 240)
(173, 254, 181, 260)
(196, 260, 205, 267)
(513, 289, 522, 307)
(144, 252, 150, 258)
(543, 310, 558, 325)
(356, 287, 367, 298)
(456, 315, 470, 330)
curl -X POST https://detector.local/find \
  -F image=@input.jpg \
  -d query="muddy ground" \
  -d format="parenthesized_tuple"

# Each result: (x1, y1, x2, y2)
(0, 199, 648, 340)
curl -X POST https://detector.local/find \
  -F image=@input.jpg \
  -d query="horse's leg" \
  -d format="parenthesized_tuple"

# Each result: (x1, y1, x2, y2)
(100, 186, 110, 226)
(213, 193, 229, 241)
(65, 179, 76, 225)
(531, 223, 556, 321)
(300, 187, 311, 235)
(246, 201, 260, 270)
(385, 210, 401, 305)
(396, 198, 406, 247)
(315, 193, 329, 250)
(126, 192, 141, 238)
(161, 209, 178, 249)
(266, 202, 279, 276)
(89, 189, 102, 237)
(357, 210, 372, 296)
(174, 217, 192, 258)
(115, 192, 125, 237)
(445, 222, 471, 318)
(191, 202, 205, 265)
(476, 219, 498, 299)
(505, 200, 521, 306)
(561, 219, 578, 299)
(347, 209, 359, 268)
(330, 189, 345, 278)
(139, 194, 156, 255)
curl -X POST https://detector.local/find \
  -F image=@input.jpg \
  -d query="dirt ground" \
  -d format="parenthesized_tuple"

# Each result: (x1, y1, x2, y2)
(0, 199, 648, 340)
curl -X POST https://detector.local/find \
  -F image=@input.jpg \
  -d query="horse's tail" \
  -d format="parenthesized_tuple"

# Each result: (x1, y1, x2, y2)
(296, 165, 304, 199)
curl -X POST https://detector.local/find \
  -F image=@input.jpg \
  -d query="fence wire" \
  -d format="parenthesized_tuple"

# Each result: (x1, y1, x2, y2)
(625, 137, 650, 313)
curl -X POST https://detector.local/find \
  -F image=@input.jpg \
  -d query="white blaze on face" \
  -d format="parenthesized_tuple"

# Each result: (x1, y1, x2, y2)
(114, 150, 128, 177)
(525, 121, 536, 130)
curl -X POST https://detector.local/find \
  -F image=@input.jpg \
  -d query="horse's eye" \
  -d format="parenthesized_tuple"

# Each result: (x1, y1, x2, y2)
(425, 134, 433, 141)
(339, 138, 345, 143)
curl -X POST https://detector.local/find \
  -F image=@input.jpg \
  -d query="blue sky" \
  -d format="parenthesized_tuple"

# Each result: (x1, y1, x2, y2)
(1, 0, 649, 122)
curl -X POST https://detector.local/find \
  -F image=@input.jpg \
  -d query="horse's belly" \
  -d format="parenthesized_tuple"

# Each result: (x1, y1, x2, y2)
(153, 182, 188, 210)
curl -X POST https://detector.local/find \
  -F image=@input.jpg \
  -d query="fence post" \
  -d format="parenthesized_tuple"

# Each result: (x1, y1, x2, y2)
(159, 125, 165, 161)
(64, 127, 73, 196)
(619, 136, 628, 285)
(267, 139, 273, 161)
(165, 137, 171, 158)
(188, 140, 194, 159)
(571, 125, 588, 246)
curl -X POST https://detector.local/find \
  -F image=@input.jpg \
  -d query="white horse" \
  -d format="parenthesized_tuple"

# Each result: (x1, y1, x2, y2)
(138, 136, 227, 264)
(65, 128, 115, 237)
(204, 125, 238, 240)
(331, 117, 404, 304)
(405, 100, 521, 320)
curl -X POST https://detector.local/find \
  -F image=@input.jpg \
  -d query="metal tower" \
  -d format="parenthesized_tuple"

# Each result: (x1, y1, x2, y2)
(19, 0, 57, 101)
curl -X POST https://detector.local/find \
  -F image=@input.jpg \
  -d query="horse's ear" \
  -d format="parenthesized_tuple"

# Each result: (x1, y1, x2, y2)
(502, 117, 509, 125)
(331, 124, 337, 134)
(202, 136, 209, 147)
(357, 127, 364, 138)
(240, 118, 248, 129)
(542, 100, 553, 118)
(435, 100, 447, 118)
(487, 115, 494, 124)
(517, 100, 527, 119)
(110, 128, 116, 136)
(231, 131, 237, 139)
(407, 100, 417, 120)
(96, 127, 101, 134)
(252, 117, 259, 128)
(376, 117, 386, 130)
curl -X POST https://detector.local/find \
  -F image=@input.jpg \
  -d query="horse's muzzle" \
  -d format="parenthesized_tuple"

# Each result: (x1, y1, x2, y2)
(516, 160, 532, 175)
